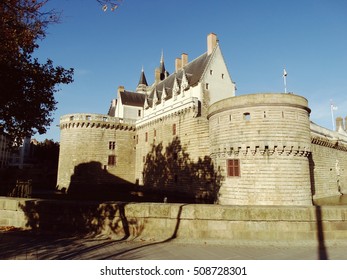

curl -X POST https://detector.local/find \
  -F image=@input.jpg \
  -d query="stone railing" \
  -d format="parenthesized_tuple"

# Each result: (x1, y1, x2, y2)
(1, 197, 347, 244)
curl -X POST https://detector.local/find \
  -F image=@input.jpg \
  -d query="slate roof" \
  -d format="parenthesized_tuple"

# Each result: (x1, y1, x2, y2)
(147, 52, 211, 106)
(120, 91, 146, 107)
(138, 69, 148, 86)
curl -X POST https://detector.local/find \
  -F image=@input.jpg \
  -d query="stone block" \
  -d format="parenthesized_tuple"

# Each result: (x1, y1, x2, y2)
(148, 203, 171, 217)
(4, 199, 19, 211)
(0, 218, 10, 226)
(0, 199, 5, 210)
(125, 203, 149, 218)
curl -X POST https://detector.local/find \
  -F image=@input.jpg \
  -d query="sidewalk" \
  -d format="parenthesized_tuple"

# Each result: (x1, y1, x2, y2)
(1, 229, 347, 260)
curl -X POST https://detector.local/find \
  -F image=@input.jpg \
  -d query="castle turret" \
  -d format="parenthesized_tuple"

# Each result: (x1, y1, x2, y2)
(136, 67, 148, 94)
(208, 93, 313, 206)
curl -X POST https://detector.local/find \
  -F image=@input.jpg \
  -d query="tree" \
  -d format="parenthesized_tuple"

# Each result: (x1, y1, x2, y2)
(0, 0, 74, 146)
(33, 139, 59, 168)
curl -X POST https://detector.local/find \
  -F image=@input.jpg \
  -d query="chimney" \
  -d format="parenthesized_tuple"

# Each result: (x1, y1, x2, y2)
(118, 86, 125, 94)
(181, 53, 188, 68)
(207, 33, 217, 55)
(175, 58, 182, 72)
(155, 67, 161, 83)
(336, 117, 343, 132)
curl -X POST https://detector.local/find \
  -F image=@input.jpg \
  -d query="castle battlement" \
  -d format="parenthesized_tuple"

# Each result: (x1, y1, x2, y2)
(60, 113, 136, 131)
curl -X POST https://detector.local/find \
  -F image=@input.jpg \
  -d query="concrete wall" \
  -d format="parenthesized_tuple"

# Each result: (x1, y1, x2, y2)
(1, 197, 347, 244)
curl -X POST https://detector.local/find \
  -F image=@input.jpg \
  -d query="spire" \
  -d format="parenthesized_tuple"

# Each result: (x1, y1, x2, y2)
(136, 67, 148, 94)
(159, 50, 169, 81)
(138, 66, 148, 86)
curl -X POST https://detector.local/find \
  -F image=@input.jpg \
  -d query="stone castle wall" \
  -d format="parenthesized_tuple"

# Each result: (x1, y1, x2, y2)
(135, 101, 212, 199)
(310, 123, 347, 198)
(208, 93, 313, 205)
(57, 94, 347, 204)
(57, 114, 136, 193)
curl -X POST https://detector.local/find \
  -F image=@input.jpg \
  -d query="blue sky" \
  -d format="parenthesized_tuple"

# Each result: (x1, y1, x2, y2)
(34, 0, 347, 142)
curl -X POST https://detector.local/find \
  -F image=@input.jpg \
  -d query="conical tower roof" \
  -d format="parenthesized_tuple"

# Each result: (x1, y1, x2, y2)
(138, 67, 148, 86)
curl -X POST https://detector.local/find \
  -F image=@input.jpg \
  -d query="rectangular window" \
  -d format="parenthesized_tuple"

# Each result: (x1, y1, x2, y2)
(108, 155, 116, 166)
(138, 110, 141, 117)
(172, 124, 176, 136)
(154, 129, 156, 137)
(145, 132, 148, 142)
(227, 159, 240, 177)
(243, 112, 251, 121)
(108, 141, 115, 150)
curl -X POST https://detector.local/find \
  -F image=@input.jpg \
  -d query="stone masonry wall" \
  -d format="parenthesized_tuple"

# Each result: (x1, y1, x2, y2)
(1, 197, 347, 244)
(57, 114, 136, 194)
(310, 124, 347, 198)
(208, 93, 313, 205)
(135, 99, 212, 199)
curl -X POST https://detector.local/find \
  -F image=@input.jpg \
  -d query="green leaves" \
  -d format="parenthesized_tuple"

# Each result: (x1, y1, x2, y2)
(0, 0, 73, 146)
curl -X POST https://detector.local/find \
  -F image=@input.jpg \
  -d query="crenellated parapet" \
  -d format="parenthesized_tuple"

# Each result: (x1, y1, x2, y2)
(136, 105, 198, 130)
(212, 144, 311, 158)
(138, 96, 199, 128)
(311, 136, 347, 152)
(60, 113, 136, 131)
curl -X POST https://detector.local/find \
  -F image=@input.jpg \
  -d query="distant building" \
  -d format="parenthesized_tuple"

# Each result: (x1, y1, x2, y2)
(7, 137, 35, 169)
(0, 134, 10, 169)
(57, 33, 347, 205)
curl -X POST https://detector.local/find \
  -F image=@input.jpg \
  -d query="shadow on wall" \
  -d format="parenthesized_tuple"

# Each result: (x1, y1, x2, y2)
(18, 200, 143, 239)
(143, 137, 223, 203)
(66, 161, 136, 200)
(308, 153, 329, 260)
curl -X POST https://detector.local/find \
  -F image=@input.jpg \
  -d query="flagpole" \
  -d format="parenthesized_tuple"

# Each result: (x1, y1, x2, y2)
(283, 68, 287, 93)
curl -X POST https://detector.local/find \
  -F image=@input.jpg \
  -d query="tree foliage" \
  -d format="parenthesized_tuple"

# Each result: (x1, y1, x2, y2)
(0, 0, 73, 146)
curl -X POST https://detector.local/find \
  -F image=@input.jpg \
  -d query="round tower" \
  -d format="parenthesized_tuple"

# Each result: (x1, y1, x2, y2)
(208, 93, 313, 206)
(57, 113, 136, 194)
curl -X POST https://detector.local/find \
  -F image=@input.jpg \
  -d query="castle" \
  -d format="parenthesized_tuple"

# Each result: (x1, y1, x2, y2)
(57, 33, 347, 205)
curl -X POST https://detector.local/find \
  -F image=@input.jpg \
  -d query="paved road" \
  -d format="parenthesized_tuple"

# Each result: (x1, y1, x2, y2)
(1, 230, 347, 260)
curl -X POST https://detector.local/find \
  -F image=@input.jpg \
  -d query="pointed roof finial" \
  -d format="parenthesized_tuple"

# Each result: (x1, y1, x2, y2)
(159, 50, 169, 81)
(160, 49, 164, 63)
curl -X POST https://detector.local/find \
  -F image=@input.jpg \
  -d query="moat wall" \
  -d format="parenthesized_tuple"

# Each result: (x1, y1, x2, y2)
(1, 197, 347, 244)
